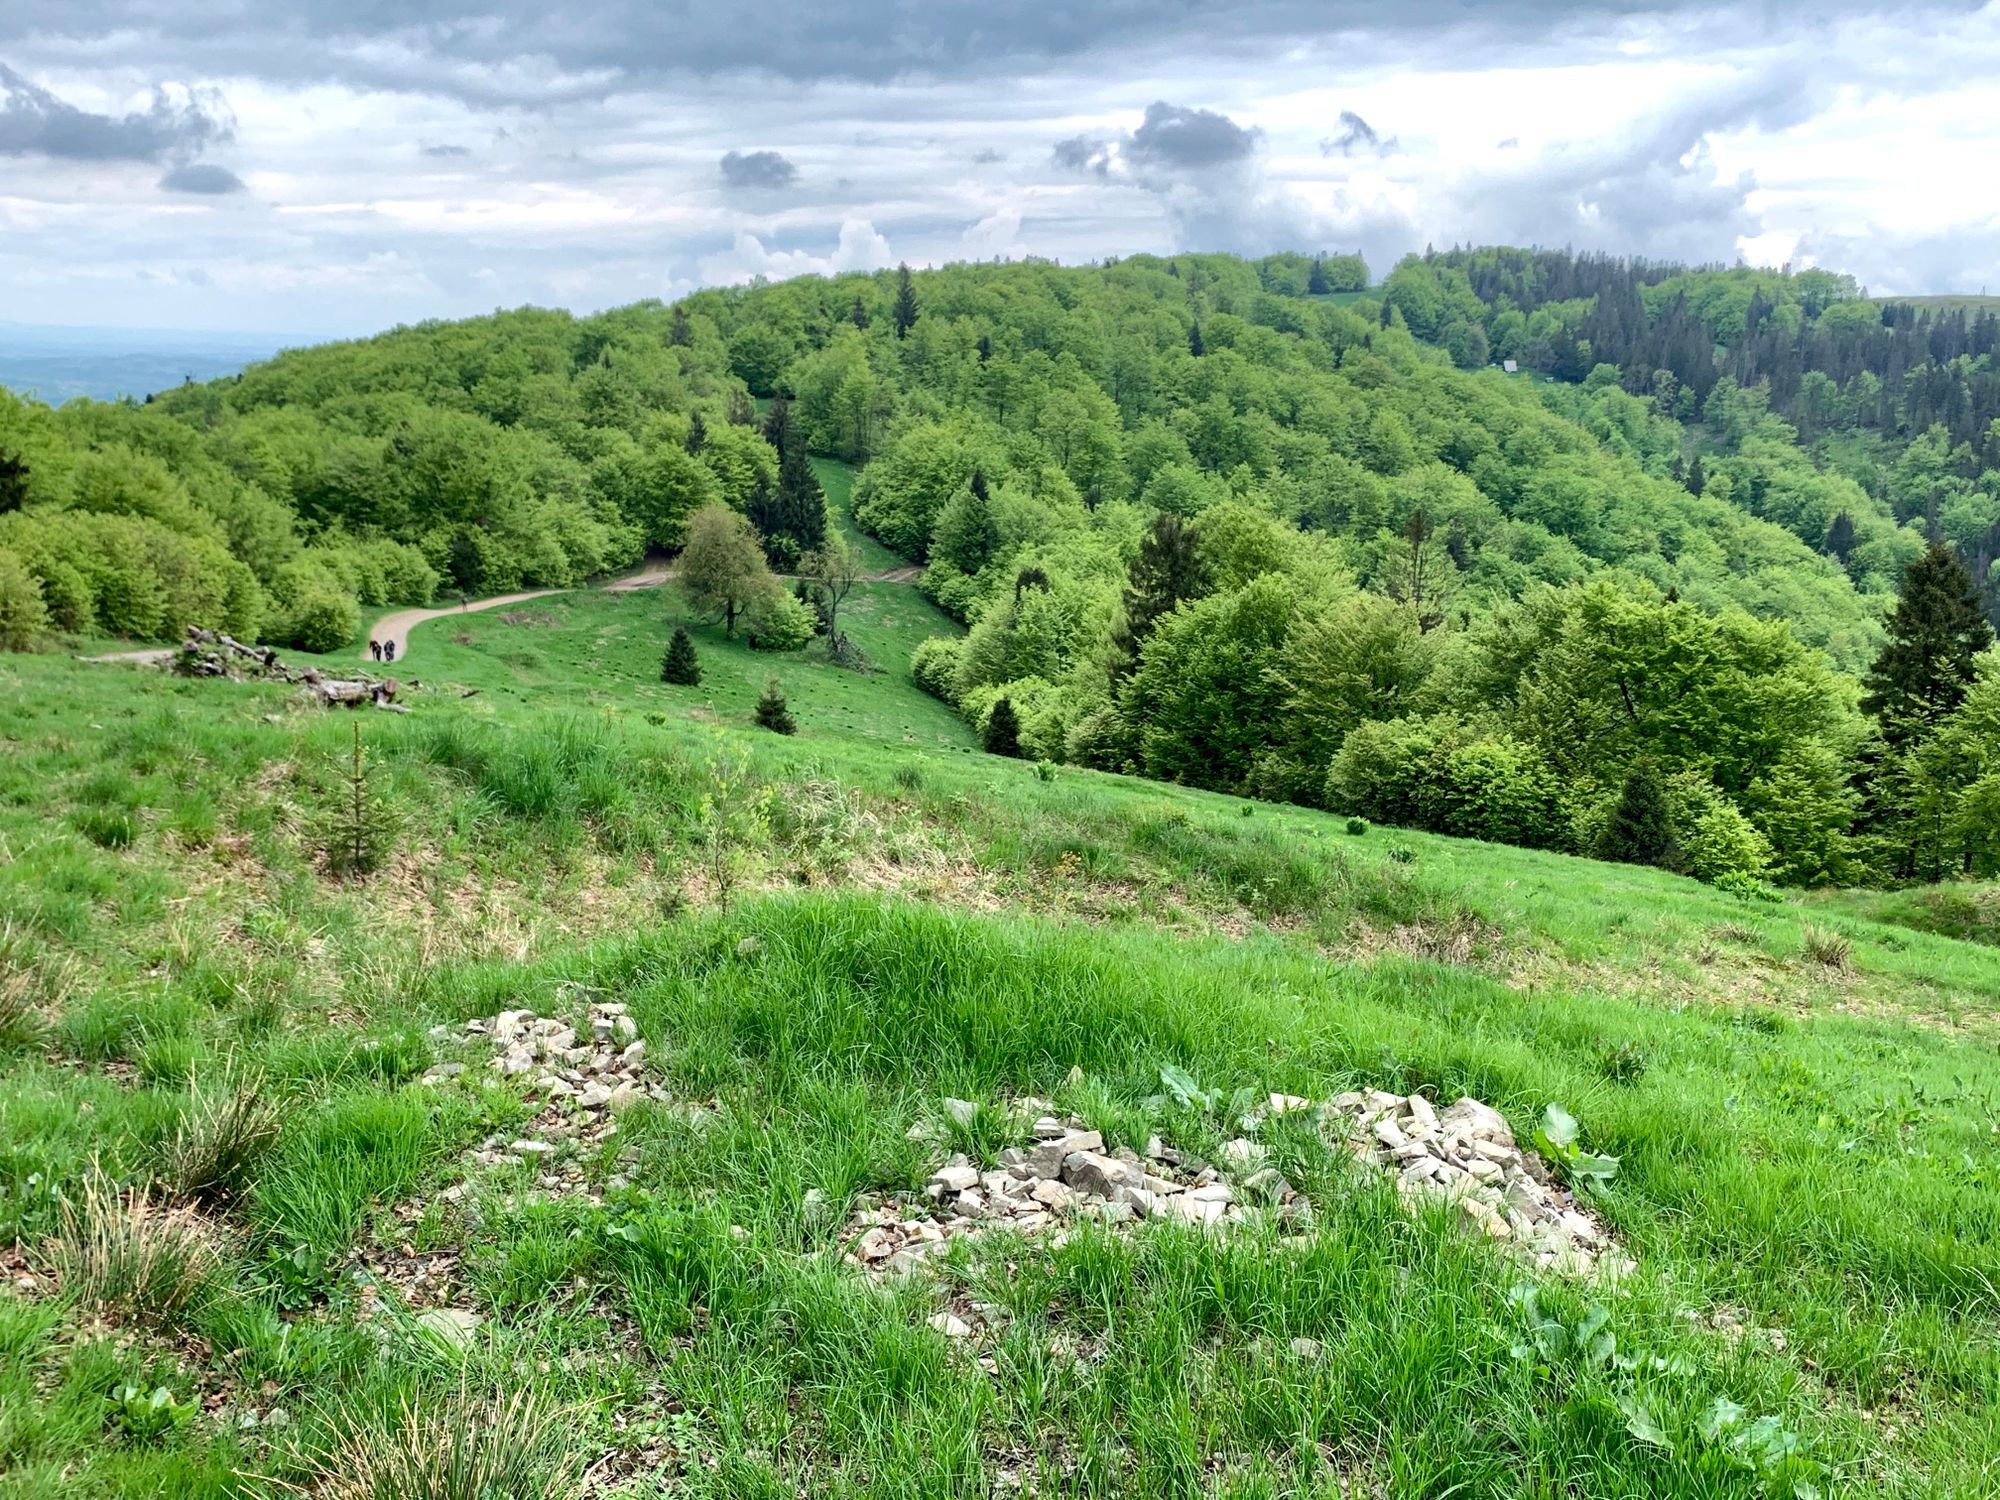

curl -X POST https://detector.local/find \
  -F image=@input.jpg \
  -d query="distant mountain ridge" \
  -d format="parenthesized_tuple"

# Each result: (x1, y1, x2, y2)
(0, 321, 312, 404)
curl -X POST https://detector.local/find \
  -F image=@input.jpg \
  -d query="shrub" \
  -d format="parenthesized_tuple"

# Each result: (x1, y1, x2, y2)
(754, 680, 795, 734)
(283, 586, 360, 654)
(745, 589, 815, 652)
(1345, 817, 1368, 836)
(43, 1171, 218, 1326)
(661, 626, 702, 686)
(909, 636, 963, 702)
(1063, 704, 1129, 771)
(983, 696, 1022, 757)
(299, 1387, 587, 1500)
(0, 547, 50, 651)
(1034, 760, 1057, 783)
(1669, 775, 1775, 887)
(156, 1074, 282, 1208)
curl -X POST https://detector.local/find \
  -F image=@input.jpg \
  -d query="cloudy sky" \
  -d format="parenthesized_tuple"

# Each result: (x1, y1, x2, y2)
(3, 2, 1998, 337)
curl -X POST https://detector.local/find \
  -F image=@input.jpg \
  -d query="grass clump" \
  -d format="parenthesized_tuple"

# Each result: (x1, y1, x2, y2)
(1800, 922, 1853, 970)
(154, 1072, 282, 1208)
(43, 1170, 217, 1326)
(292, 1387, 587, 1500)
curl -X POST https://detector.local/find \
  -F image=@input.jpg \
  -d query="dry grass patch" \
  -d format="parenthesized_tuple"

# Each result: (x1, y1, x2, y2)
(291, 1387, 588, 1500)
(43, 1169, 220, 1326)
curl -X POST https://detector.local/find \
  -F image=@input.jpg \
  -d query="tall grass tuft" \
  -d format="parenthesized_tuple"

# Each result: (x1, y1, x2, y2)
(43, 1169, 218, 1326)
(155, 1071, 283, 1208)
(1800, 922, 1853, 970)
(294, 1387, 587, 1500)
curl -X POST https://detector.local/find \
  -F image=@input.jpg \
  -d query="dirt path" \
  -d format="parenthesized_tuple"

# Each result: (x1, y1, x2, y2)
(84, 554, 919, 668)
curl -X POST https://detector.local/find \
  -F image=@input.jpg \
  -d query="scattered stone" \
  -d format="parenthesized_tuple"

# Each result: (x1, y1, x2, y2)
(927, 1312, 972, 1338)
(840, 1086, 1629, 1284)
(1290, 1336, 1323, 1360)
(414, 1306, 483, 1350)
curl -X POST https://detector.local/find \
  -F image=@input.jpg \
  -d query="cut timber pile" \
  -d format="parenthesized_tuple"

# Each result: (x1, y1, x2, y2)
(171, 627, 403, 709)
(844, 1089, 1630, 1283)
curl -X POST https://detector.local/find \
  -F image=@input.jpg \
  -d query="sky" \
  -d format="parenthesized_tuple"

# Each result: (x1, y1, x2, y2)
(3, 2, 1999, 338)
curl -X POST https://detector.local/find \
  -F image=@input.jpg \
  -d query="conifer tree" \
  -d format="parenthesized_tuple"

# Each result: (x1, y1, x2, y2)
(0, 448, 27, 514)
(1109, 511, 1207, 681)
(321, 722, 399, 878)
(661, 625, 701, 685)
(1598, 760, 1676, 869)
(1187, 321, 1205, 357)
(1861, 542, 1994, 747)
(892, 263, 919, 338)
(669, 305, 693, 347)
(684, 410, 707, 455)
(983, 697, 1022, 757)
(754, 679, 796, 734)
(1684, 454, 1706, 496)
(851, 295, 870, 329)
(1307, 256, 1331, 295)
(1825, 511, 1856, 563)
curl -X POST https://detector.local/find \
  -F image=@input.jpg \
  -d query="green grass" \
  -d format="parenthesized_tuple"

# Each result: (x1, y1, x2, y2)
(395, 584, 971, 748)
(5, 641, 2000, 1495)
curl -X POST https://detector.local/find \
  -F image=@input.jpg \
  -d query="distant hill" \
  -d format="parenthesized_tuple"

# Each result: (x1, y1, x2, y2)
(0, 321, 302, 404)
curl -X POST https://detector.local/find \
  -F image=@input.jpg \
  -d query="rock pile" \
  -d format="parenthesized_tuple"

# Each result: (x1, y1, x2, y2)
(1325, 1089, 1632, 1280)
(424, 998, 678, 1177)
(844, 1089, 1629, 1282)
(846, 1099, 1306, 1278)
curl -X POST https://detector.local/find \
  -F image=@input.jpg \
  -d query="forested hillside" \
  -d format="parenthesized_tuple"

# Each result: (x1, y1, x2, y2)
(2, 250, 1996, 891)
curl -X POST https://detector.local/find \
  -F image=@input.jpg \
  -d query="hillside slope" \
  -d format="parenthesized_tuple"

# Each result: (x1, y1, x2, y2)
(2, 641, 1999, 1495)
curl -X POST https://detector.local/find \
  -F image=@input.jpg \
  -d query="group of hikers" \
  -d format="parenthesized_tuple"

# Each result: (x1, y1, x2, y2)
(367, 638, 397, 663)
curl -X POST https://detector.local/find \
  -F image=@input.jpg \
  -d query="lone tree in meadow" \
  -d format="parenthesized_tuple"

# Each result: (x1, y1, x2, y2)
(754, 679, 796, 734)
(984, 697, 1022, 757)
(892, 262, 919, 338)
(679, 505, 777, 638)
(799, 534, 861, 643)
(1598, 760, 1676, 869)
(661, 625, 701, 686)
(1861, 542, 1993, 748)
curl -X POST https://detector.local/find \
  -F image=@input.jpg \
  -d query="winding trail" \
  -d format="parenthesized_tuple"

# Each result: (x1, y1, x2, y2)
(79, 556, 915, 668)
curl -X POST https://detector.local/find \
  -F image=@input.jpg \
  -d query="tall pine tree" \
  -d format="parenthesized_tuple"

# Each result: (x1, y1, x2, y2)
(1826, 511, 1856, 563)
(892, 263, 919, 339)
(1861, 542, 1994, 747)
(983, 697, 1022, 757)
(1598, 760, 1677, 869)
(1187, 321, 1205, 357)
(1109, 512, 1208, 681)
(1307, 256, 1331, 295)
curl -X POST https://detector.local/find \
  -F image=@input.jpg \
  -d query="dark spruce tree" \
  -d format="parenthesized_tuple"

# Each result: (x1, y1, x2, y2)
(1187, 320, 1205, 357)
(1861, 542, 1995, 747)
(684, 410, 707, 455)
(0, 448, 27, 513)
(1307, 256, 1331, 295)
(754, 679, 796, 735)
(892, 262, 919, 339)
(669, 305, 694, 347)
(1684, 454, 1706, 496)
(1109, 511, 1208, 681)
(851, 295, 870, 329)
(661, 626, 701, 686)
(1826, 511, 1857, 563)
(983, 697, 1022, 757)
(1598, 760, 1677, 869)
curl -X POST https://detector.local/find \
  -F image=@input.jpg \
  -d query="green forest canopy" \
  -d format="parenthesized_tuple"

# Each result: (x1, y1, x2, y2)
(2, 247, 1996, 888)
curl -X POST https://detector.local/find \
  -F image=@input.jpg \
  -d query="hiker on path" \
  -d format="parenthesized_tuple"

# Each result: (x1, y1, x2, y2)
(369, 639, 382, 661)
(383, 639, 396, 663)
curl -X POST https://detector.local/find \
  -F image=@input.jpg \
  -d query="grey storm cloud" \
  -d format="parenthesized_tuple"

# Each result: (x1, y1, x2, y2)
(1051, 134, 1115, 177)
(1322, 110, 1397, 158)
(11, 2, 1962, 102)
(719, 148, 799, 190)
(1127, 102, 1260, 171)
(0, 61, 231, 162)
(1053, 101, 1260, 184)
(158, 161, 245, 193)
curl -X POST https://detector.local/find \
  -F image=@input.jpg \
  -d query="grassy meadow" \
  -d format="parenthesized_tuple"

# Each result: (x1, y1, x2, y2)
(1, 584, 1999, 1498)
